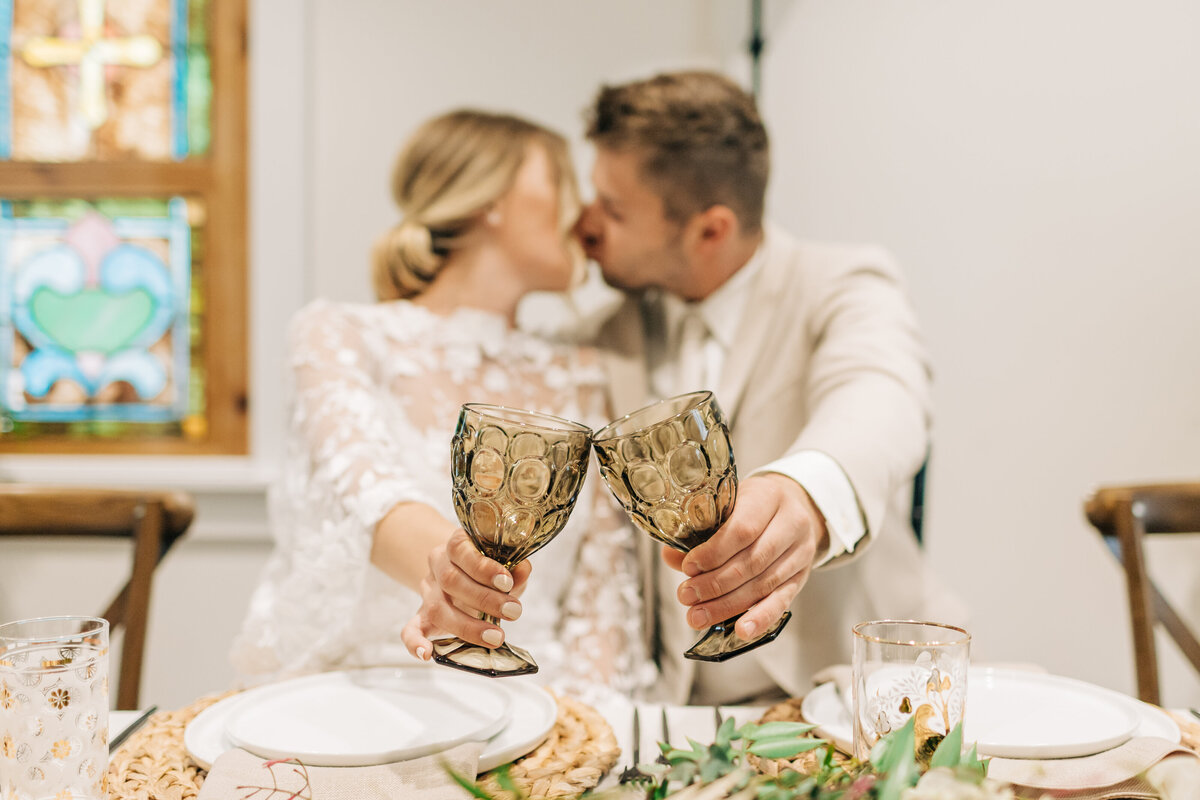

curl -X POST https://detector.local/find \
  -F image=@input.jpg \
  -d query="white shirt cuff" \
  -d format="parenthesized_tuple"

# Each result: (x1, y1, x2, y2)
(748, 450, 866, 568)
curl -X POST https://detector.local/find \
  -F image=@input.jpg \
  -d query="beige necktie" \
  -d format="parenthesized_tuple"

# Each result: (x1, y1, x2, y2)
(674, 308, 709, 393)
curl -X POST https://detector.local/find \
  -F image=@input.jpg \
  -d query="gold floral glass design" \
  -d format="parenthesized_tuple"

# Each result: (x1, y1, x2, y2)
(0, 616, 109, 800)
(851, 620, 970, 761)
(593, 391, 791, 662)
(432, 404, 593, 677)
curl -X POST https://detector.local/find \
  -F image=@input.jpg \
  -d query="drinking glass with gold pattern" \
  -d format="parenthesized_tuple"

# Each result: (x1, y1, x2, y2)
(852, 620, 971, 761)
(0, 616, 109, 800)
(431, 404, 593, 677)
(592, 390, 791, 661)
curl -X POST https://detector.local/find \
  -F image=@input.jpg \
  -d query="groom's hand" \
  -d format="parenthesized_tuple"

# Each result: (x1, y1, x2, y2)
(662, 473, 829, 639)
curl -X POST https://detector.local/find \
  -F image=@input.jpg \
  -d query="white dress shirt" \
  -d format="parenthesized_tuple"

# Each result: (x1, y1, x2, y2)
(648, 238, 868, 566)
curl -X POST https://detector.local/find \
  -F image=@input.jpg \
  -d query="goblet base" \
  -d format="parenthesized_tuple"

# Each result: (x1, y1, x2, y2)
(684, 611, 792, 662)
(430, 636, 539, 677)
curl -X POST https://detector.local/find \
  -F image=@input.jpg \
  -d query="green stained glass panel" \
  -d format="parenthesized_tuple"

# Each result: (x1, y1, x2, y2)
(0, 196, 208, 441)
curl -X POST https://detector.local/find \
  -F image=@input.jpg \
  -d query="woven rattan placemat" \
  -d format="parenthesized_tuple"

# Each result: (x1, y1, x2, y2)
(107, 689, 618, 800)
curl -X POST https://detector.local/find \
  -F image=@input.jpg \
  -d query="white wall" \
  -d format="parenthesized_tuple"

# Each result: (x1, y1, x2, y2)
(309, 0, 740, 303)
(2, 0, 1196, 710)
(761, 0, 1200, 705)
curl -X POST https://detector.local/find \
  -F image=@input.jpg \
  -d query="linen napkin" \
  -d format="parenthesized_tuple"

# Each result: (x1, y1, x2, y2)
(988, 737, 1198, 799)
(1146, 753, 1200, 800)
(196, 741, 484, 800)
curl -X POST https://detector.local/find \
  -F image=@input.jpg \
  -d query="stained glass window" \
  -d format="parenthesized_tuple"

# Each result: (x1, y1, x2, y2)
(0, 0, 211, 162)
(0, 197, 207, 439)
(0, 0, 245, 455)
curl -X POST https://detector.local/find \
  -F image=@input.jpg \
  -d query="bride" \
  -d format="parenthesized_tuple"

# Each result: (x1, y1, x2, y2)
(232, 110, 647, 693)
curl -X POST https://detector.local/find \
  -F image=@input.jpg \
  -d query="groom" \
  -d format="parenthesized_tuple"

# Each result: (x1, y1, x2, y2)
(576, 70, 963, 705)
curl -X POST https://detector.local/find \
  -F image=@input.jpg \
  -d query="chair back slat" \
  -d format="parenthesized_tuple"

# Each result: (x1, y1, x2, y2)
(1084, 481, 1200, 705)
(0, 486, 194, 708)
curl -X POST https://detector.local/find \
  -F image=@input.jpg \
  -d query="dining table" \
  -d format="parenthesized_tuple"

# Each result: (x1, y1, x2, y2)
(107, 676, 1200, 800)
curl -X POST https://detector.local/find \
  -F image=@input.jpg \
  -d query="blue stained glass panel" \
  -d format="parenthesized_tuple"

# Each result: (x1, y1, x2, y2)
(0, 198, 200, 430)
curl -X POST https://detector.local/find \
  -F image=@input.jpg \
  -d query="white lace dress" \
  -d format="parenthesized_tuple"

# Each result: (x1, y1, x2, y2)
(231, 299, 649, 693)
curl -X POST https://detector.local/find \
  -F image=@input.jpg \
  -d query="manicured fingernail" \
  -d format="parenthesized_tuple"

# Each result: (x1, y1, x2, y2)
(741, 620, 758, 640)
(416, 646, 427, 661)
(501, 601, 522, 621)
(482, 629, 504, 647)
(493, 574, 513, 592)
(692, 608, 710, 627)
(679, 586, 699, 605)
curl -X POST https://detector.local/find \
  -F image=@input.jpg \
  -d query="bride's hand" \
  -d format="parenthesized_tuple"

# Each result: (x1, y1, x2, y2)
(402, 528, 532, 661)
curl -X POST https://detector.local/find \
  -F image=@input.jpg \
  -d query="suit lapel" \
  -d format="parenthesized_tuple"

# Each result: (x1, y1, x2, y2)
(717, 228, 791, 423)
(598, 297, 650, 418)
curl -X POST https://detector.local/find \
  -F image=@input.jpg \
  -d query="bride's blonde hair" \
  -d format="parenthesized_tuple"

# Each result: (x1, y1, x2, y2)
(372, 110, 580, 301)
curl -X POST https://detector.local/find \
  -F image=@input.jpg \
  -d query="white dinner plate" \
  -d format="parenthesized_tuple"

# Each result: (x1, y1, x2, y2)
(966, 669, 1139, 757)
(801, 667, 1177, 759)
(223, 668, 511, 766)
(799, 681, 854, 754)
(184, 668, 556, 773)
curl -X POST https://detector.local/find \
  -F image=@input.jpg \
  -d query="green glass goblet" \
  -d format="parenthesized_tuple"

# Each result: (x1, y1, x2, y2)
(431, 403, 592, 677)
(592, 390, 791, 662)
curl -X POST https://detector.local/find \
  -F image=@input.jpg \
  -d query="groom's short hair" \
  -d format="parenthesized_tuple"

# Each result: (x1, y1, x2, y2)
(585, 70, 769, 233)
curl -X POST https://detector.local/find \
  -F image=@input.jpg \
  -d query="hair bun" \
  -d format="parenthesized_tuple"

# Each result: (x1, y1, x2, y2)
(371, 218, 443, 300)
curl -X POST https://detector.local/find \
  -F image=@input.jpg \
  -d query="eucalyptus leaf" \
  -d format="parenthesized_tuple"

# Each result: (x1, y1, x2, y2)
(493, 765, 522, 796)
(715, 716, 739, 747)
(870, 717, 920, 800)
(929, 721, 964, 769)
(741, 721, 818, 739)
(747, 737, 828, 759)
(707, 742, 734, 764)
(961, 742, 990, 776)
(698, 754, 729, 783)
(444, 765, 499, 799)
(665, 747, 701, 762)
(669, 760, 698, 785)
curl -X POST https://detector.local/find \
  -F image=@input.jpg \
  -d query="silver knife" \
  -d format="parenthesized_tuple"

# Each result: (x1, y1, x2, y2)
(109, 705, 158, 753)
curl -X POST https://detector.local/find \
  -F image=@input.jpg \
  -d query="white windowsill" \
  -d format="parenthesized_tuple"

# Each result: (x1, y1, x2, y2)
(0, 455, 277, 493)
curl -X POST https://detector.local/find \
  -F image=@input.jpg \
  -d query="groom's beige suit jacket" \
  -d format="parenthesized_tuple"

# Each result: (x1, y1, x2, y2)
(596, 225, 966, 703)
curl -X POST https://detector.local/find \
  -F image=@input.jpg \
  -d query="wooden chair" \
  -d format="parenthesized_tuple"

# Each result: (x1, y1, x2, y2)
(1084, 482, 1200, 705)
(0, 486, 194, 708)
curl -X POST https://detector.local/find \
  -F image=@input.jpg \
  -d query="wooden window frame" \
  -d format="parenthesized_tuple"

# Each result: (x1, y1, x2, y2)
(0, 0, 248, 455)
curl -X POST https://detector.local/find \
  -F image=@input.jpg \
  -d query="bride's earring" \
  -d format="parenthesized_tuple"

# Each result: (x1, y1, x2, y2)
(486, 208, 502, 227)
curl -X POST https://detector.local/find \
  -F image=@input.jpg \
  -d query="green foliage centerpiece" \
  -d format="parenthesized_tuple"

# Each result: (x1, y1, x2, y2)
(449, 714, 1025, 800)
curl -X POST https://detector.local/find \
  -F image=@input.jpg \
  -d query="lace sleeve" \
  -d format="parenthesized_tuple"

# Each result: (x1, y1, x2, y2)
(288, 301, 436, 528)
(231, 302, 440, 679)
